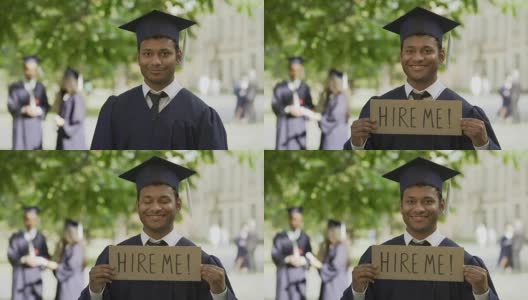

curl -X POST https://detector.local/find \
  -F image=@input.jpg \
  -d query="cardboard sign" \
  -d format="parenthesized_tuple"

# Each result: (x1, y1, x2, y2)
(371, 245, 464, 282)
(109, 246, 201, 281)
(370, 99, 462, 135)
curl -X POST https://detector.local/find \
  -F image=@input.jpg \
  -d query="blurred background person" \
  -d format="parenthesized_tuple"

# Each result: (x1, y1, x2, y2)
(307, 219, 349, 300)
(247, 219, 259, 273)
(512, 219, 525, 272)
(7, 206, 51, 300)
(272, 206, 313, 300)
(234, 223, 250, 272)
(476, 222, 488, 248)
(54, 67, 86, 150)
(271, 57, 314, 150)
(233, 74, 249, 121)
(47, 219, 85, 300)
(498, 74, 512, 120)
(245, 69, 259, 124)
(498, 223, 514, 272)
(7, 56, 50, 150)
(318, 69, 349, 150)
(510, 69, 521, 124)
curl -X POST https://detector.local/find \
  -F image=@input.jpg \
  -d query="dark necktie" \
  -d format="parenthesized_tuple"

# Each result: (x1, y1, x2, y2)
(409, 240, 431, 246)
(409, 90, 431, 100)
(146, 239, 168, 246)
(148, 91, 167, 120)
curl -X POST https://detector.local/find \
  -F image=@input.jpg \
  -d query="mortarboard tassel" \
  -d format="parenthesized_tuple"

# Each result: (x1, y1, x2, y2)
(446, 34, 452, 69)
(181, 29, 187, 67)
(445, 181, 451, 217)
(185, 180, 192, 217)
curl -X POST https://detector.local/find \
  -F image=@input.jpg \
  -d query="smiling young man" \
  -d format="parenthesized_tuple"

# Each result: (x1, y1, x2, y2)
(91, 10, 227, 150)
(78, 156, 236, 300)
(344, 7, 500, 150)
(340, 157, 499, 300)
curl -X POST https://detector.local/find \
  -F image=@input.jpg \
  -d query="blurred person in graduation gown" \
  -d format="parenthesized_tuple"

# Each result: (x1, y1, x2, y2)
(7, 207, 51, 300)
(78, 156, 236, 300)
(55, 67, 86, 150)
(344, 7, 500, 150)
(318, 69, 350, 150)
(7, 56, 50, 150)
(497, 223, 514, 271)
(340, 157, 499, 300)
(47, 219, 85, 300)
(90, 10, 227, 150)
(272, 207, 313, 300)
(272, 57, 315, 150)
(234, 223, 249, 272)
(307, 219, 350, 300)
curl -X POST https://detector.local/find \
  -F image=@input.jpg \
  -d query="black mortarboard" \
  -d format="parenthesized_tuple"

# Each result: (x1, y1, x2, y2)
(119, 156, 195, 192)
(383, 157, 459, 195)
(288, 57, 304, 65)
(383, 7, 460, 45)
(64, 67, 79, 80)
(327, 219, 342, 228)
(329, 69, 343, 78)
(119, 10, 196, 46)
(64, 219, 80, 228)
(23, 56, 39, 64)
(287, 206, 303, 215)
(23, 206, 40, 214)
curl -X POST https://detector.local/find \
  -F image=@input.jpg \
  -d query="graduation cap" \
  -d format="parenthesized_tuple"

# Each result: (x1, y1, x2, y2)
(383, 7, 459, 46)
(23, 206, 40, 215)
(119, 10, 196, 46)
(23, 56, 39, 65)
(64, 219, 79, 228)
(382, 157, 459, 196)
(288, 56, 304, 65)
(119, 156, 196, 214)
(327, 219, 342, 228)
(64, 67, 79, 80)
(328, 69, 343, 78)
(287, 206, 303, 215)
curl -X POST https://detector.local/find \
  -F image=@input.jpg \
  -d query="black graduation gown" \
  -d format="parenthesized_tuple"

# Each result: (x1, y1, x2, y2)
(319, 243, 349, 300)
(7, 81, 49, 150)
(271, 231, 313, 300)
(7, 230, 50, 300)
(272, 81, 314, 150)
(90, 86, 228, 150)
(340, 235, 500, 300)
(54, 243, 84, 300)
(343, 85, 501, 150)
(319, 93, 349, 150)
(78, 235, 237, 300)
(56, 94, 86, 150)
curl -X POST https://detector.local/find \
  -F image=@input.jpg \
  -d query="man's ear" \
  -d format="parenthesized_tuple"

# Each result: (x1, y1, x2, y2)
(439, 47, 446, 64)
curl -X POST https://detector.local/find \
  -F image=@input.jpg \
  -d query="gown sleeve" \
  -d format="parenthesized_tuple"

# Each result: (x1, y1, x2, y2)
(90, 96, 118, 150)
(196, 107, 228, 150)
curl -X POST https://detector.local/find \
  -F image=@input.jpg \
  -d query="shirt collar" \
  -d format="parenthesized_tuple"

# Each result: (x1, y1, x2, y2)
(403, 228, 445, 247)
(140, 228, 182, 246)
(142, 79, 182, 100)
(404, 78, 446, 100)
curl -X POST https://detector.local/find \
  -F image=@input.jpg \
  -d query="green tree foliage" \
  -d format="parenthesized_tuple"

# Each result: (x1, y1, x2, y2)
(265, 0, 518, 84)
(0, 0, 257, 83)
(0, 150, 216, 235)
(265, 150, 484, 233)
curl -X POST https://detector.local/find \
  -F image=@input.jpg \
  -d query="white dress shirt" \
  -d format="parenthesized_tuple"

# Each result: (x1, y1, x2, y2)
(90, 228, 227, 300)
(141, 79, 183, 112)
(351, 79, 490, 150)
(351, 229, 490, 300)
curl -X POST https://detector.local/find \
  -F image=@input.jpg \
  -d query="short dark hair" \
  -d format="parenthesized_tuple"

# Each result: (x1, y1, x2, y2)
(136, 182, 179, 201)
(400, 33, 442, 52)
(137, 35, 181, 52)
(400, 183, 442, 202)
